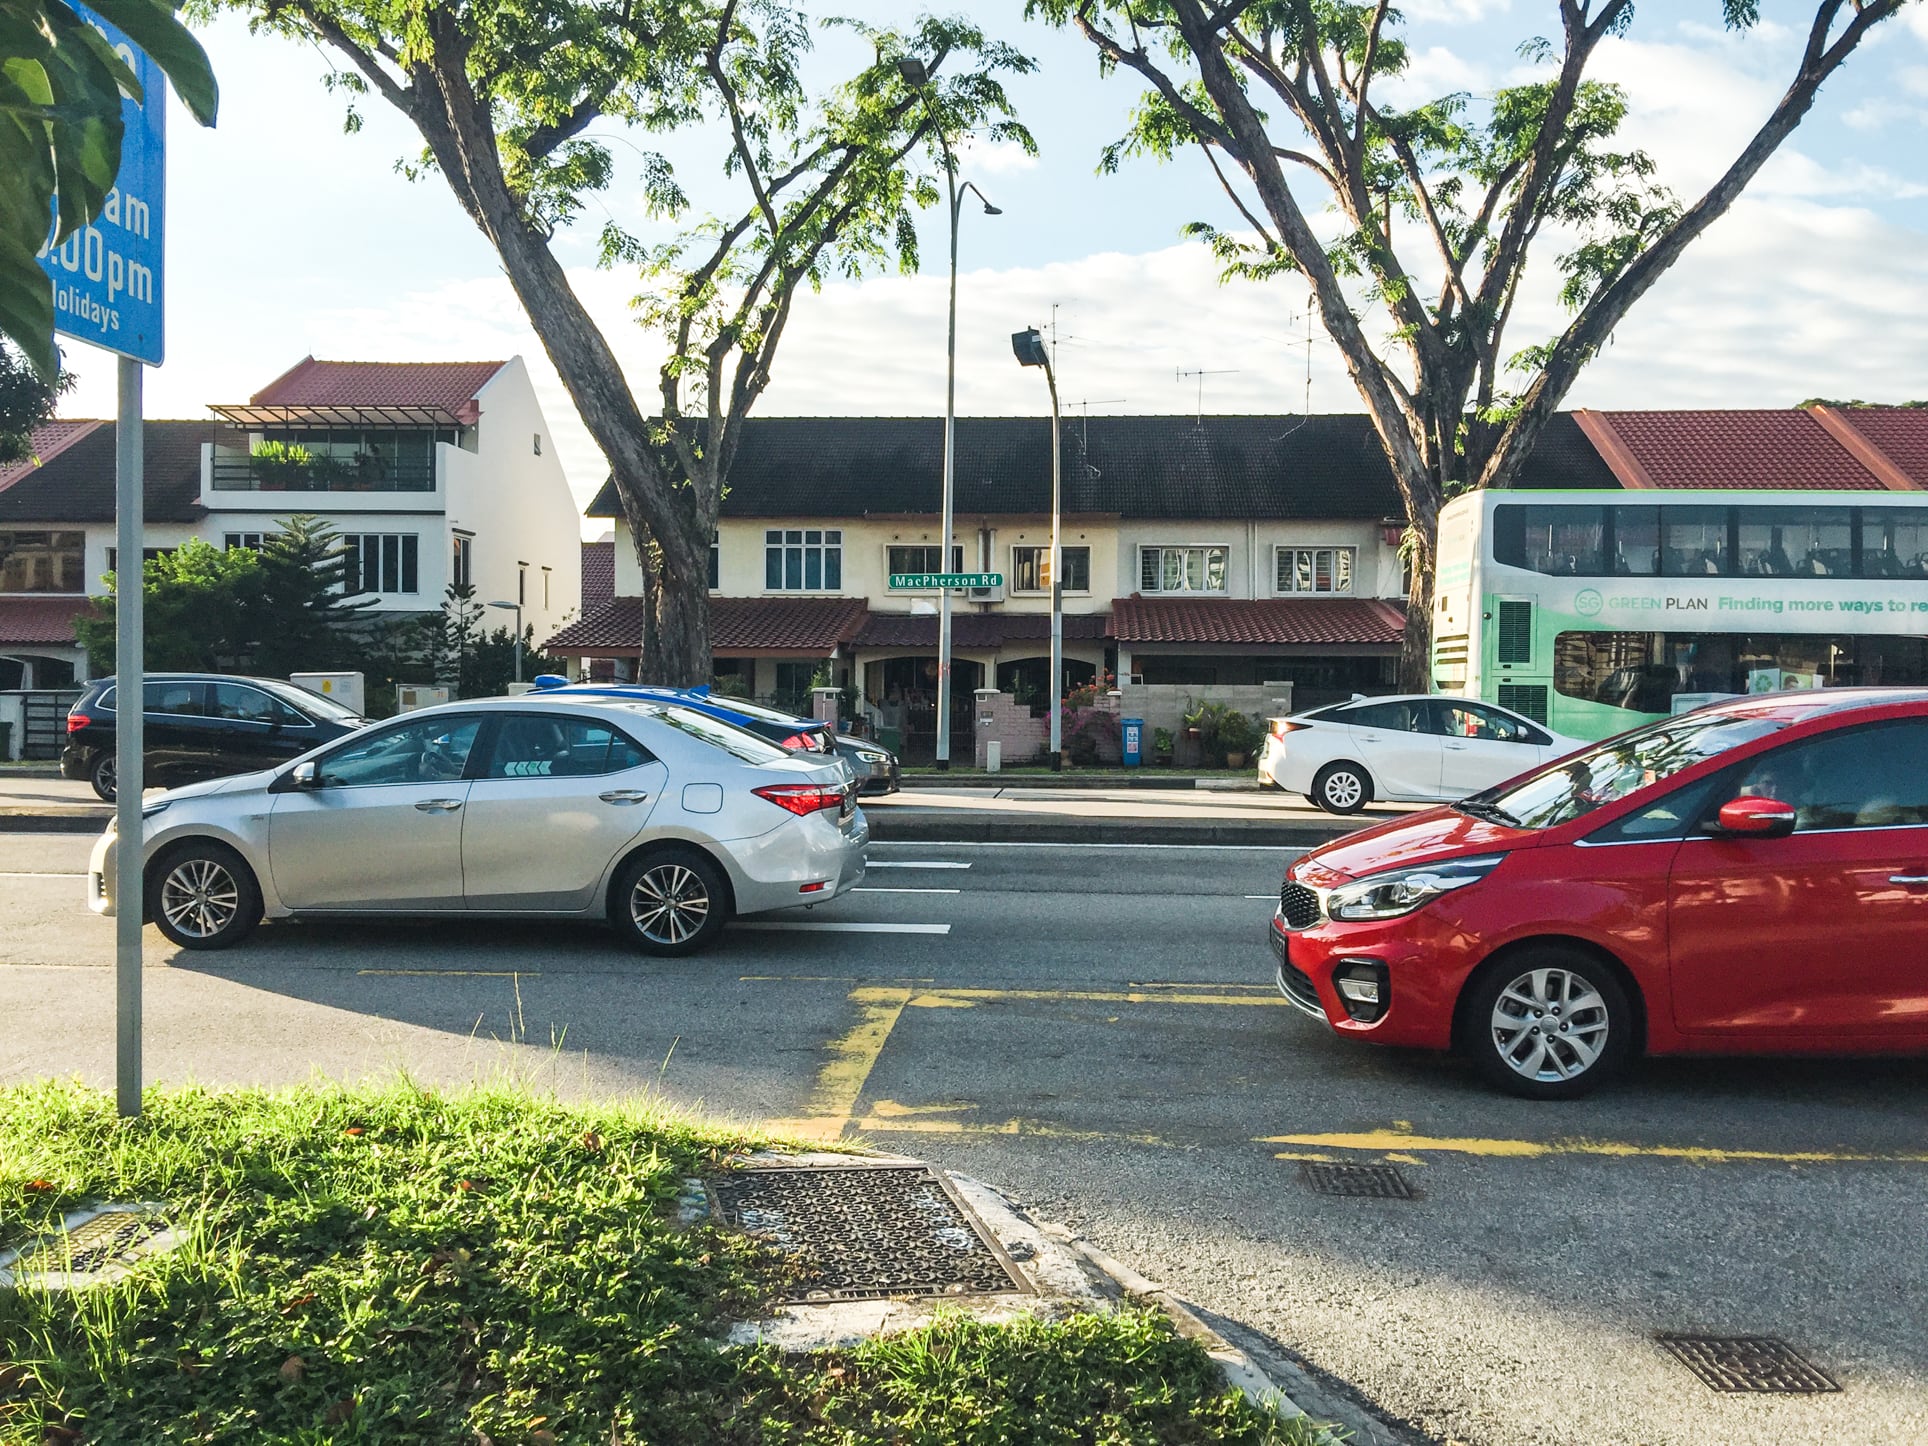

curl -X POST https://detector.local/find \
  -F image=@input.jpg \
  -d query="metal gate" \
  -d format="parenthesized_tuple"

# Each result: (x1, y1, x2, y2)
(19, 690, 82, 759)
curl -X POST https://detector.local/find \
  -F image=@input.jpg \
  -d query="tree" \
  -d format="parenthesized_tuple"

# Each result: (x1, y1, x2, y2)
(75, 538, 261, 671)
(1032, 0, 1913, 686)
(244, 514, 375, 676)
(0, 337, 70, 464)
(222, 0, 1031, 684)
(1, 0, 217, 377)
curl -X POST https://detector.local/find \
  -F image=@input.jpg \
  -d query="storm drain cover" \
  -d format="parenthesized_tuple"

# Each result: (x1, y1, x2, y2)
(709, 1164, 1032, 1303)
(1656, 1335, 1840, 1394)
(1300, 1162, 1418, 1200)
(0, 1204, 180, 1290)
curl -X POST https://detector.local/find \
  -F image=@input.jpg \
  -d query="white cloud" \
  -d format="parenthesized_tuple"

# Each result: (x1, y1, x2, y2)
(954, 136, 1040, 176)
(1399, 0, 1513, 22)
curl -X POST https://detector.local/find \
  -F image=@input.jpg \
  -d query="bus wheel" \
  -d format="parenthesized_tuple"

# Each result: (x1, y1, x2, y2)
(1311, 762, 1371, 814)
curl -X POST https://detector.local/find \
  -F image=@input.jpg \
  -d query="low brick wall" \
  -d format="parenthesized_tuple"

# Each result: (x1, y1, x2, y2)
(1114, 683, 1293, 767)
(973, 689, 1050, 767)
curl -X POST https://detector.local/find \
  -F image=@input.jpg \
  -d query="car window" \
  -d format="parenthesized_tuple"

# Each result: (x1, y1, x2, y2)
(210, 682, 301, 725)
(648, 704, 791, 764)
(1472, 712, 1788, 830)
(274, 682, 362, 724)
(1586, 774, 1727, 844)
(1719, 719, 1928, 831)
(1341, 700, 1427, 732)
(316, 716, 482, 788)
(143, 681, 206, 716)
(1435, 701, 1533, 743)
(482, 714, 654, 778)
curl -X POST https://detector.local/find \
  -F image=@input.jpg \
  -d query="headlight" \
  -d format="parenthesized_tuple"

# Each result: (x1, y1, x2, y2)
(854, 750, 889, 765)
(1326, 854, 1506, 922)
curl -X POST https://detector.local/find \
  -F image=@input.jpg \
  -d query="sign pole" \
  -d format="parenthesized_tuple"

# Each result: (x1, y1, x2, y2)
(114, 358, 145, 1117)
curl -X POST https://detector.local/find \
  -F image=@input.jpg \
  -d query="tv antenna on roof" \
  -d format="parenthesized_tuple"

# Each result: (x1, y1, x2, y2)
(1066, 397, 1125, 463)
(1177, 367, 1239, 426)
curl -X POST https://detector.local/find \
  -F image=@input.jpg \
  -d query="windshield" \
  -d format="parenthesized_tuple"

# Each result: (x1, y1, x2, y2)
(1463, 712, 1790, 830)
(268, 679, 363, 723)
(643, 704, 792, 765)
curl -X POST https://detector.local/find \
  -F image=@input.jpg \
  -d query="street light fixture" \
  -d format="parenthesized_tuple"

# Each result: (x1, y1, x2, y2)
(1011, 327, 1063, 772)
(487, 599, 523, 685)
(900, 54, 999, 771)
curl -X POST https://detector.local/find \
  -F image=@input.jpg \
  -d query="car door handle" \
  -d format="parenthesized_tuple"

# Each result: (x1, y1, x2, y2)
(599, 790, 650, 804)
(414, 798, 464, 812)
(1443, 742, 1468, 751)
(1889, 874, 1928, 885)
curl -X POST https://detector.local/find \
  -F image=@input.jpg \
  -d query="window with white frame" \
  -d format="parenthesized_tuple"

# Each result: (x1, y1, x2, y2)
(451, 534, 472, 588)
(1139, 545, 1226, 594)
(886, 544, 962, 585)
(1012, 545, 1090, 593)
(342, 533, 419, 595)
(1275, 546, 1354, 594)
(224, 532, 266, 552)
(765, 528, 842, 590)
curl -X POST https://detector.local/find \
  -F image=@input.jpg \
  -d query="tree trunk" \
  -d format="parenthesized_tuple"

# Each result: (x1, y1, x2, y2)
(1401, 528, 1435, 695)
(650, 551, 711, 687)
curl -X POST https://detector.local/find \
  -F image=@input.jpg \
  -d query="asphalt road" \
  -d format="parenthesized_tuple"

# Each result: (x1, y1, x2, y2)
(3, 832, 1926, 1446)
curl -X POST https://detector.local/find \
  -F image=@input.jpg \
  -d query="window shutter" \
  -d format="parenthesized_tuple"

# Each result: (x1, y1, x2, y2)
(1495, 599, 1534, 665)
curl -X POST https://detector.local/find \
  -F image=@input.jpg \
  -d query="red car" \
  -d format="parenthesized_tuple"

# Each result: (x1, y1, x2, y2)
(1271, 688, 1928, 1098)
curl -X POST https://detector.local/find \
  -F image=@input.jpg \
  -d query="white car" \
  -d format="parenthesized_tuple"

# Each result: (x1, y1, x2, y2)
(89, 695, 866, 955)
(1258, 694, 1583, 814)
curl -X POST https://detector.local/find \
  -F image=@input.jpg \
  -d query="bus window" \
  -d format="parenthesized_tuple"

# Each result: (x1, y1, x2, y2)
(1494, 504, 1604, 575)
(1662, 507, 1730, 577)
(1859, 510, 1928, 579)
(1736, 506, 1851, 578)
(1610, 506, 1659, 576)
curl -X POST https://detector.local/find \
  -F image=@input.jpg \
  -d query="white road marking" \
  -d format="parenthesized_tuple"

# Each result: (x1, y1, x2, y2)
(734, 921, 952, 935)
(0, 871, 86, 878)
(854, 887, 962, 894)
(865, 861, 972, 869)
(1244, 894, 1280, 900)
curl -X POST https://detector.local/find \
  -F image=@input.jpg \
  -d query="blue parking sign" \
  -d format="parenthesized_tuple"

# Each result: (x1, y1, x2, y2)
(38, 4, 166, 364)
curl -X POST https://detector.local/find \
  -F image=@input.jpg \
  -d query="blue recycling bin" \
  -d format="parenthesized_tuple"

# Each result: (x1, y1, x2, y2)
(1121, 717, 1144, 767)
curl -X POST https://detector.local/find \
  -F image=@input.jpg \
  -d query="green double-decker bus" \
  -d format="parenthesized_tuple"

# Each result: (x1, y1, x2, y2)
(1432, 488, 1928, 741)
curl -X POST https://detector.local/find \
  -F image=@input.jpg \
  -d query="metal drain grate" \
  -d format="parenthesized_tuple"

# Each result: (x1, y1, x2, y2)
(1656, 1335, 1840, 1394)
(0, 1205, 178, 1289)
(709, 1164, 1033, 1303)
(1299, 1162, 1418, 1200)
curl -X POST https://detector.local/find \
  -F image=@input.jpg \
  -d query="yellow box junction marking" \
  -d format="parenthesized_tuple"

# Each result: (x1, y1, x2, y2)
(1259, 1127, 1928, 1168)
(766, 987, 912, 1143)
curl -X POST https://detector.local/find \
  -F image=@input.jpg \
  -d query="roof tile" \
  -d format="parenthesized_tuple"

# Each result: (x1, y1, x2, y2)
(1829, 408, 1928, 490)
(249, 357, 506, 422)
(0, 420, 103, 492)
(544, 595, 869, 656)
(580, 540, 615, 610)
(1111, 597, 1406, 647)
(0, 596, 94, 645)
(1590, 409, 1886, 491)
(852, 611, 1110, 649)
(0, 419, 214, 523)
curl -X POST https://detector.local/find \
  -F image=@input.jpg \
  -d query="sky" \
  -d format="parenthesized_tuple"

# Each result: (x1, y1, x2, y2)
(50, 1, 1928, 520)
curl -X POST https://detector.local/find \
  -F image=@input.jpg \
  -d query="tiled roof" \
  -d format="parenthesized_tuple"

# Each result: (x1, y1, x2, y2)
(1577, 409, 1888, 491)
(1826, 408, 1928, 489)
(0, 419, 214, 523)
(580, 541, 614, 609)
(0, 420, 103, 491)
(1110, 597, 1406, 647)
(544, 595, 870, 656)
(585, 414, 1616, 522)
(0, 596, 94, 646)
(249, 357, 506, 422)
(852, 611, 1111, 649)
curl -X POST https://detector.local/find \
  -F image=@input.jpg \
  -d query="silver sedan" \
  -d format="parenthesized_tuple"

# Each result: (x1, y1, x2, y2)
(89, 696, 867, 955)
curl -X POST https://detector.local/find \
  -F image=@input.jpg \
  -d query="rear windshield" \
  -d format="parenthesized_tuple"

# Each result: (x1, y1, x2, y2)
(646, 704, 792, 765)
(1465, 712, 1789, 830)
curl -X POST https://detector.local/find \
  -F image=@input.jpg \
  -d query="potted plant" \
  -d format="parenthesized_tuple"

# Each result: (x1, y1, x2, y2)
(1219, 710, 1258, 769)
(250, 439, 314, 490)
(1152, 726, 1174, 765)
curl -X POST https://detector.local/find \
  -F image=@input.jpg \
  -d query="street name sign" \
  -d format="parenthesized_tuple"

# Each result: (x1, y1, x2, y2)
(888, 572, 1005, 590)
(38, 4, 167, 364)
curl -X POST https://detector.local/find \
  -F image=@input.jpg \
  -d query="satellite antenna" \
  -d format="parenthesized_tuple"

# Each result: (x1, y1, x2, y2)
(1177, 367, 1240, 425)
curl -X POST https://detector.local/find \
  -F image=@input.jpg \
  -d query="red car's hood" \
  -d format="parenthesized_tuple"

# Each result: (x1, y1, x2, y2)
(1296, 806, 1536, 884)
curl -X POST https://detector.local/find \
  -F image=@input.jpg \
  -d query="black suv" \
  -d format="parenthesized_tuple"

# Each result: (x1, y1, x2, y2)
(63, 673, 365, 800)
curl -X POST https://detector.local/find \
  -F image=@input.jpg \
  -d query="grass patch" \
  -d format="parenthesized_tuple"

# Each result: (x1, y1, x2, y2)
(0, 1082, 1318, 1444)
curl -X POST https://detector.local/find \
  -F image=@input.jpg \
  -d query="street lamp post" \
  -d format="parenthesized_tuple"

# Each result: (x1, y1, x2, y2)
(1011, 327, 1062, 772)
(898, 56, 1000, 771)
(488, 600, 523, 685)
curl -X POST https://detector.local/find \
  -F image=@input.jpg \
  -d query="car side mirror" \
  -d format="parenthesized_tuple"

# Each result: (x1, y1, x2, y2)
(1715, 795, 1796, 839)
(291, 760, 319, 789)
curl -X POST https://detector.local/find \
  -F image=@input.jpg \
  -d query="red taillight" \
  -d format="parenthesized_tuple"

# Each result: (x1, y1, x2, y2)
(1270, 720, 1306, 742)
(67, 713, 90, 733)
(753, 783, 846, 817)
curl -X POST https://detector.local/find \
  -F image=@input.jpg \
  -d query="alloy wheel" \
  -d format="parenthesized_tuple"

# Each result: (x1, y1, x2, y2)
(94, 756, 117, 799)
(1322, 770, 1364, 810)
(1488, 966, 1610, 1083)
(159, 858, 240, 940)
(630, 863, 712, 945)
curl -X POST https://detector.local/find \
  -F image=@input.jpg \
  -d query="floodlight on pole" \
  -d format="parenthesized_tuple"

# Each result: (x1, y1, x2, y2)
(900, 55, 1000, 772)
(1012, 326, 1063, 773)
(487, 600, 523, 684)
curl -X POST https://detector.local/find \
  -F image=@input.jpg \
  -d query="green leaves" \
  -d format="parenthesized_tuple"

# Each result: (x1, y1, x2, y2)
(0, 0, 217, 378)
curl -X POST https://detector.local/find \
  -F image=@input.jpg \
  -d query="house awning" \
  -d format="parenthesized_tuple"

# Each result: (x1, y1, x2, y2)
(0, 597, 91, 648)
(1110, 597, 1405, 649)
(852, 611, 1111, 650)
(543, 596, 871, 659)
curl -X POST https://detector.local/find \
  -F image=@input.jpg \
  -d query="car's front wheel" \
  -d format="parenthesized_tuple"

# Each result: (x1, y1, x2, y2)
(146, 842, 262, 950)
(1463, 946, 1633, 1099)
(89, 752, 117, 802)
(1310, 761, 1371, 814)
(612, 848, 730, 956)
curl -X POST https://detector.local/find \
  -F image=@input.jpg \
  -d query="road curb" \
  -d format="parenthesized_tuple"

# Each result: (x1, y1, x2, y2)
(0, 811, 107, 834)
(900, 774, 1259, 792)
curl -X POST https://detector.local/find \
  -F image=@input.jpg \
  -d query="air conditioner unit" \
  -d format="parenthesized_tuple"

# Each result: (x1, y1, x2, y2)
(967, 582, 1004, 602)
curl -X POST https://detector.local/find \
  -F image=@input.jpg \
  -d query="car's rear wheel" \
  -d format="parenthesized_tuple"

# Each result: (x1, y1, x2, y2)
(146, 842, 262, 951)
(1311, 761, 1371, 814)
(1464, 946, 1633, 1099)
(612, 848, 730, 956)
(89, 752, 117, 802)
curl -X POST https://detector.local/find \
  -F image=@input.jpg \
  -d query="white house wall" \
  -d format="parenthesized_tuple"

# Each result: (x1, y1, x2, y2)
(461, 358, 581, 641)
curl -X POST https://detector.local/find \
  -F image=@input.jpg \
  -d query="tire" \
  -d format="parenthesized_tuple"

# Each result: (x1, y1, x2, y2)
(611, 847, 731, 956)
(145, 841, 262, 951)
(1311, 761, 1371, 815)
(89, 752, 117, 803)
(1462, 945, 1634, 1100)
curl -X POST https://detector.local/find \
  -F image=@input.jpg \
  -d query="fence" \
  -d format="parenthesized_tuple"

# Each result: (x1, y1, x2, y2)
(970, 680, 1294, 769)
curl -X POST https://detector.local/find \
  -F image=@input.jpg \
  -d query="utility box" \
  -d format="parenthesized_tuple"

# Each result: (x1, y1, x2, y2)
(291, 671, 365, 716)
(1121, 717, 1144, 768)
(396, 685, 451, 714)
